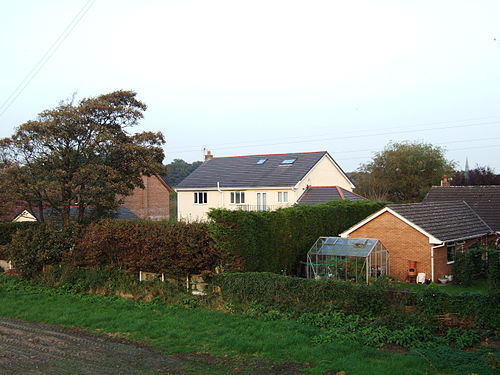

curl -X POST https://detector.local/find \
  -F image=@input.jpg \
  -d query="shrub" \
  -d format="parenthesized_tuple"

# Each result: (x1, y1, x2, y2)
(35, 265, 189, 304)
(212, 272, 500, 331)
(68, 219, 220, 276)
(454, 246, 500, 289)
(208, 200, 385, 274)
(6, 223, 78, 277)
(0, 222, 39, 246)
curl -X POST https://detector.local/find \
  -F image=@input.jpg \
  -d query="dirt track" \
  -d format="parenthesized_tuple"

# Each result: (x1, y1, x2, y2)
(0, 318, 306, 375)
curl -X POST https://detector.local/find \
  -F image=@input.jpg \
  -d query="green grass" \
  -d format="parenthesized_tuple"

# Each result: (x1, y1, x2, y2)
(0, 275, 497, 375)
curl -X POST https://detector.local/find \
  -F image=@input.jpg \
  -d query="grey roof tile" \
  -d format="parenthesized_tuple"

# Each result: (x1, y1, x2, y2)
(176, 151, 335, 189)
(423, 186, 500, 231)
(388, 201, 493, 242)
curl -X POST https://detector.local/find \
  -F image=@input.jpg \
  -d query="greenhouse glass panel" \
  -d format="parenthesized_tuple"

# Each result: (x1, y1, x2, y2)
(305, 237, 389, 284)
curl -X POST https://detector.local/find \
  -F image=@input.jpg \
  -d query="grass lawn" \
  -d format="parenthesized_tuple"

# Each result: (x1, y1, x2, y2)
(0, 275, 497, 375)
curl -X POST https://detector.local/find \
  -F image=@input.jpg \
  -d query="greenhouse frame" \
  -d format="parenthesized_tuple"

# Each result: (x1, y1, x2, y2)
(305, 237, 389, 284)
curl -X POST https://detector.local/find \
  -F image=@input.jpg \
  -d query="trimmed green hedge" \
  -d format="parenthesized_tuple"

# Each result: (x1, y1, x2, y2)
(208, 201, 385, 274)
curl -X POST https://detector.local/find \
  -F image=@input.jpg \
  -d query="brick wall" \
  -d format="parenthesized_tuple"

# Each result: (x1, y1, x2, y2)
(347, 211, 433, 281)
(121, 175, 171, 220)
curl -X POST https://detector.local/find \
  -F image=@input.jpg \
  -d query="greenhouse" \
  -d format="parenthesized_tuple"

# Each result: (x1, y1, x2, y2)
(305, 237, 389, 284)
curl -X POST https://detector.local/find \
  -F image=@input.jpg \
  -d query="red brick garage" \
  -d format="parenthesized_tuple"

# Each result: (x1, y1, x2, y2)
(340, 201, 494, 282)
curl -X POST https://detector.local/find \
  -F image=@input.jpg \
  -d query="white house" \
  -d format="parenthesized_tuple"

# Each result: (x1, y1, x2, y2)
(175, 151, 357, 221)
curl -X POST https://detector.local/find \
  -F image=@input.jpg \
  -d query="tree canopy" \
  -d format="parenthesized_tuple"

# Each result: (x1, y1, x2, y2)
(451, 166, 500, 185)
(353, 141, 455, 202)
(0, 90, 165, 225)
(164, 158, 202, 187)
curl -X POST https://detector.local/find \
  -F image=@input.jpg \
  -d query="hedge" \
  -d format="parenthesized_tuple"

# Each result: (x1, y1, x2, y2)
(6, 223, 75, 277)
(208, 201, 385, 274)
(212, 272, 500, 330)
(68, 219, 219, 276)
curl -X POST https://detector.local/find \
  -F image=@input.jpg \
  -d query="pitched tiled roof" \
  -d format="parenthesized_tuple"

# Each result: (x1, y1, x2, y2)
(388, 201, 493, 242)
(297, 186, 367, 205)
(423, 186, 500, 231)
(176, 151, 348, 189)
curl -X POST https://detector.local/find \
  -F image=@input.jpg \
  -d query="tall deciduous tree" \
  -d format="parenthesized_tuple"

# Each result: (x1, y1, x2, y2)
(354, 141, 455, 202)
(0, 90, 165, 225)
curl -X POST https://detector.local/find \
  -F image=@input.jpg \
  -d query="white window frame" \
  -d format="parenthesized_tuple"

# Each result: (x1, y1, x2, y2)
(278, 191, 288, 203)
(230, 191, 246, 204)
(194, 192, 208, 205)
(446, 244, 456, 264)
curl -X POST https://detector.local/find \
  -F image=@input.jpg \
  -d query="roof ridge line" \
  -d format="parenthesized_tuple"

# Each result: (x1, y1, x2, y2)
(212, 151, 327, 159)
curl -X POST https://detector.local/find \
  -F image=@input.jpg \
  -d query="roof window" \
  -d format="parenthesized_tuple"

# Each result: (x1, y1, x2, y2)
(256, 159, 267, 165)
(281, 159, 296, 165)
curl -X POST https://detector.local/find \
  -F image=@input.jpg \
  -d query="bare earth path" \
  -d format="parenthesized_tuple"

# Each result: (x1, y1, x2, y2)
(0, 318, 305, 375)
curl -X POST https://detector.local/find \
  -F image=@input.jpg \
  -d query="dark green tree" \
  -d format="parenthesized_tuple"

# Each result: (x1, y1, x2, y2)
(0, 90, 165, 225)
(354, 141, 455, 202)
(164, 158, 202, 187)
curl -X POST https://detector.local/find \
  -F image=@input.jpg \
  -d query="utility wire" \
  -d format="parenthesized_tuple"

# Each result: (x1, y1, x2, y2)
(165, 120, 499, 154)
(0, 0, 97, 117)
(336, 144, 500, 162)
(165, 115, 500, 153)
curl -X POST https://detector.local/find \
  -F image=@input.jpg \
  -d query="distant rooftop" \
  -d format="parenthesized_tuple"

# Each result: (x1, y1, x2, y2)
(423, 185, 500, 232)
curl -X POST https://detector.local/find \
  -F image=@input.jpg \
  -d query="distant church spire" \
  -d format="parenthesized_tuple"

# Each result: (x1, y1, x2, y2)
(464, 157, 470, 181)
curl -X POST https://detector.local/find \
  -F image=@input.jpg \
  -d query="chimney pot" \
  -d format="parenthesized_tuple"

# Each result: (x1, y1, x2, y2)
(205, 150, 213, 161)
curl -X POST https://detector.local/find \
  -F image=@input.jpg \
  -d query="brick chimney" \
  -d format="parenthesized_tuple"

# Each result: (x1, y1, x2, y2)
(441, 175, 450, 187)
(205, 150, 213, 161)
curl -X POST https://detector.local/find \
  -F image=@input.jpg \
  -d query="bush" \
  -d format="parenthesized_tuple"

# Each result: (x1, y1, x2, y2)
(212, 272, 392, 317)
(454, 246, 500, 289)
(212, 272, 500, 330)
(208, 200, 385, 274)
(35, 265, 190, 304)
(0, 222, 39, 246)
(6, 223, 78, 277)
(68, 219, 220, 277)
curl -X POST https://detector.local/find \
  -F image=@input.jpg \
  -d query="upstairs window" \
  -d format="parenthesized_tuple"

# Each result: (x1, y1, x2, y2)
(278, 191, 288, 203)
(281, 159, 296, 165)
(256, 159, 267, 165)
(194, 192, 208, 204)
(231, 191, 245, 204)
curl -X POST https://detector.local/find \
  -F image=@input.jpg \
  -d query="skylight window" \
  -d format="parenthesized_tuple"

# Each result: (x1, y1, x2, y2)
(281, 159, 296, 165)
(256, 159, 267, 165)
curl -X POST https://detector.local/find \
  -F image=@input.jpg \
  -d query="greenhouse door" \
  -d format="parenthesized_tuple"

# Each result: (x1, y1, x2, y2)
(257, 192, 267, 211)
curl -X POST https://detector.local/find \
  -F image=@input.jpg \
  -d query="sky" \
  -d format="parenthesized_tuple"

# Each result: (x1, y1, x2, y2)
(1, 0, 500, 173)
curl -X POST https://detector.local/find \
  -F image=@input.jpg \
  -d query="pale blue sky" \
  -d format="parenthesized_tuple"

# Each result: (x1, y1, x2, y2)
(1, 0, 500, 172)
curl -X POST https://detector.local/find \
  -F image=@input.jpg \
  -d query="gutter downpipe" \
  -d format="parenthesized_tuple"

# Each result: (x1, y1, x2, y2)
(217, 182, 222, 207)
(431, 243, 446, 282)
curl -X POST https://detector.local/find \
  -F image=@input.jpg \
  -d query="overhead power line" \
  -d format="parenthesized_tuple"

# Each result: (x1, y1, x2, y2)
(0, 0, 97, 117)
(166, 115, 500, 152)
(165, 119, 499, 154)
(336, 144, 500, 162)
